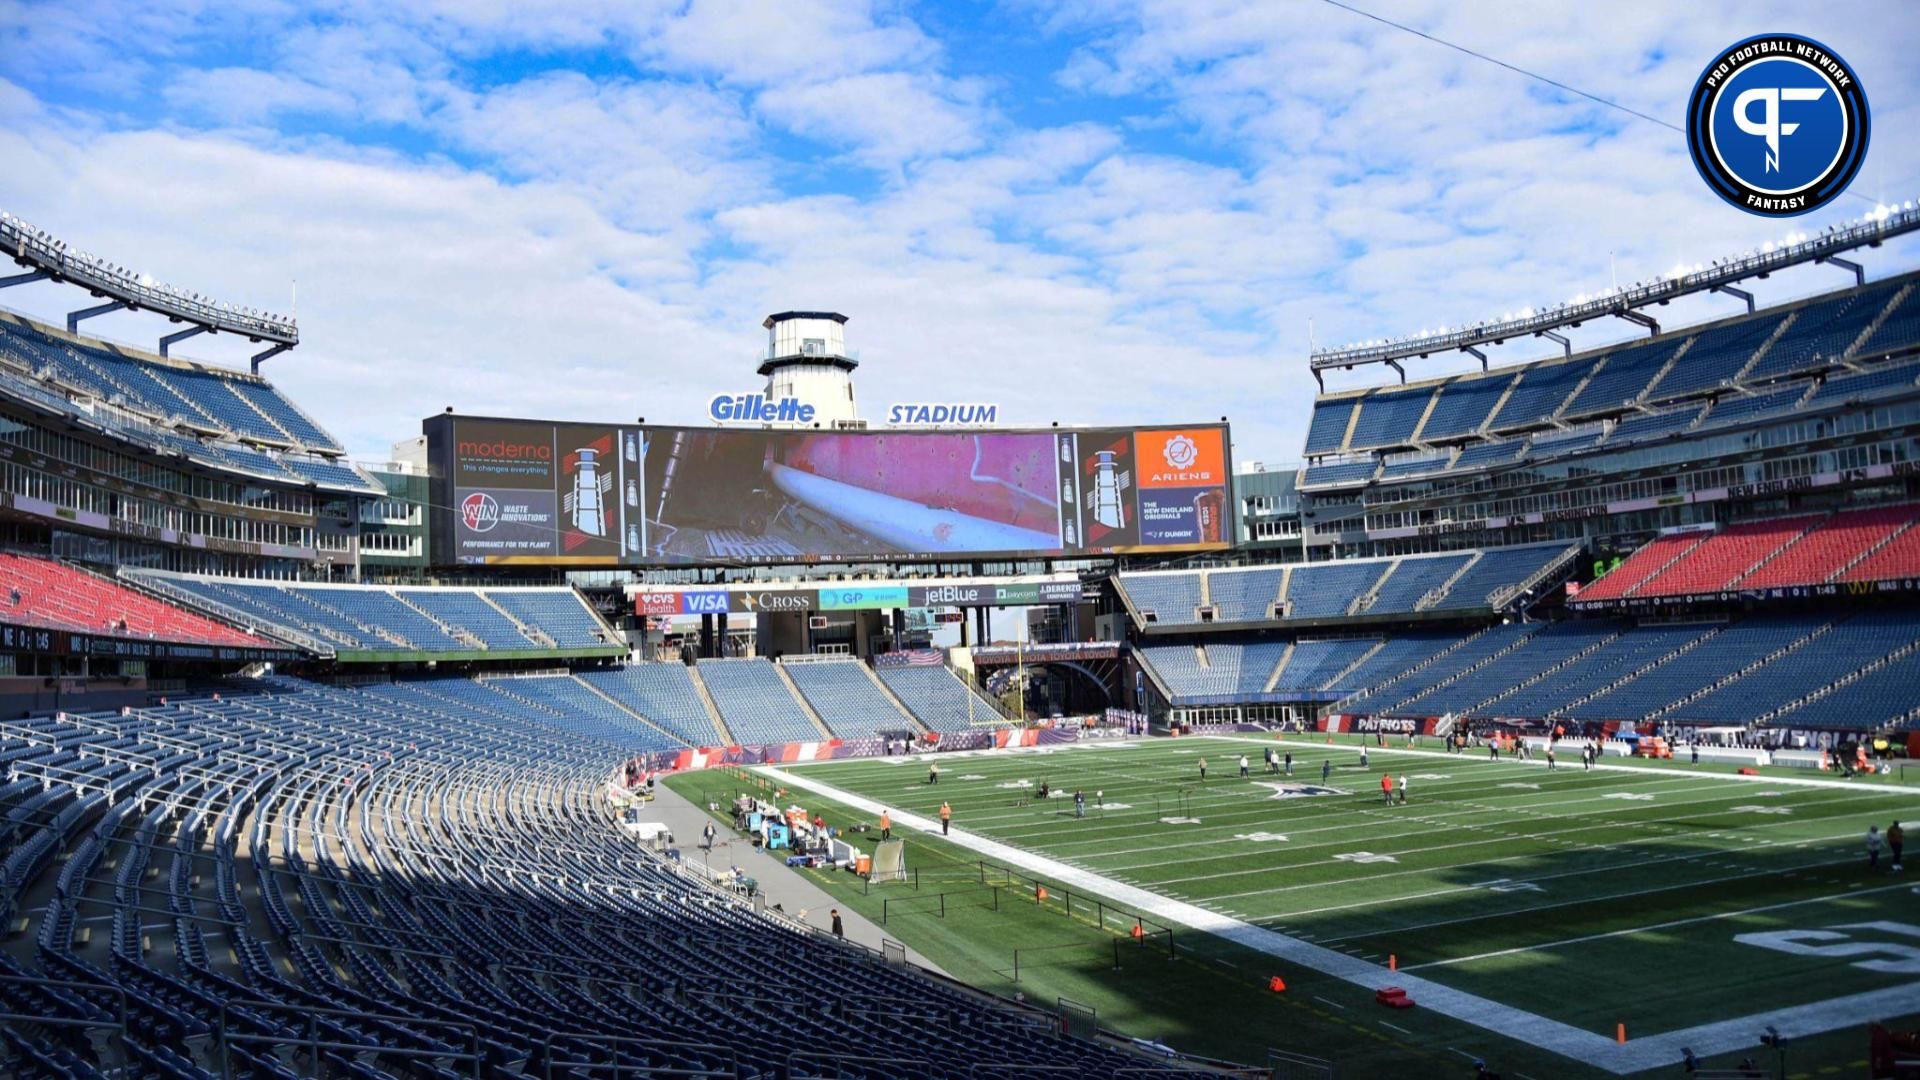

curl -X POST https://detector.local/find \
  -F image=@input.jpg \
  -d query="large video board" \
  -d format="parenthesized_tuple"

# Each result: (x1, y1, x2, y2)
(425, 414, 1232, 566)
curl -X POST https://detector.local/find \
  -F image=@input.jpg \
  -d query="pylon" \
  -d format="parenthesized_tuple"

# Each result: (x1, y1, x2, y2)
(1616, 1023, 1626, 1044)
(1268, 976, 1287, 993)
(1388, 954, 1397, 971)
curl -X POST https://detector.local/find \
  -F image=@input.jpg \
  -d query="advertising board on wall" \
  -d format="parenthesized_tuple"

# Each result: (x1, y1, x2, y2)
(427, 414, 1233, 567)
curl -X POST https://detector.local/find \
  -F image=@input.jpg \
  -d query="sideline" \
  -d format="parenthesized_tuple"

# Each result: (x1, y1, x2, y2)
(763, 755, 1920, 1074)
(1239, 733, 1920, 796)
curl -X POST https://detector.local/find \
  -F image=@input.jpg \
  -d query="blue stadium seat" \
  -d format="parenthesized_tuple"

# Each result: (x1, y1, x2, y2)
(1644, 311, 1788, 401)
(1117, 572, 1203, 625)
(876, 664, 1005, 733)
(1420, 373, 1514, 440)
(1488, 356, 1597, 430)
(782, 659, 916, 737)
(1346, 386, 1434, 450)
(1304, 396, 1360, 454)
(695, 659, 823, 745)
(579, 664, 725, 744)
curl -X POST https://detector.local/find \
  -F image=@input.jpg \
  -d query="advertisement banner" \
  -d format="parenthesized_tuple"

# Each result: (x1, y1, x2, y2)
(818, 585, 910, 611)
(633, 591, 680, 616)
(731, 589, 818, 614)
(428, 414, 1231, 567)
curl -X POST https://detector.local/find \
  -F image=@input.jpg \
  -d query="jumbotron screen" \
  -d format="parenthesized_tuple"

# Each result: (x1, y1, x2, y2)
(424, 414, 1233, 566)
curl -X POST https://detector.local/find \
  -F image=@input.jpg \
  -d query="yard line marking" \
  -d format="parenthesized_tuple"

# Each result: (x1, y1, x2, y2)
(1313, 995, 1346, 1010)
(1202, 805, 1878, 906)
(1137, 785, 1872, 888)
(1249, 806, 1881, 920)
(1398, 880, 1916, 970)
(1380, 1021, 1413, 1035)
(1086, 776, 1850, 871)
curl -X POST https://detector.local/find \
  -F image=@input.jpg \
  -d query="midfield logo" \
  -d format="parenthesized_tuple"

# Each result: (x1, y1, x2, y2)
(1255, 782, 1344, 800)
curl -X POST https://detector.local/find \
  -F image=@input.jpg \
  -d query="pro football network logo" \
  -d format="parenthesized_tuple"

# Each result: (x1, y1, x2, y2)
(1162, 434, 1198, 471)
(1686, 34, 1868, 217)
(460, 492, 499, 532)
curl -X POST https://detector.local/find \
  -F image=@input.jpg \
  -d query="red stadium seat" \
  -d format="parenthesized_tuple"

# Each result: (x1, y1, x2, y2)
(0, 553, 261, 647)
(1636, 515, 1821, 597)
(1578, 533, 1705, 600)
(1740, 505, 1920, 588)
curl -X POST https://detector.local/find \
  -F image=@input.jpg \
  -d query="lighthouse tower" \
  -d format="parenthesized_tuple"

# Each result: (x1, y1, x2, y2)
(760, 311, 863, 428)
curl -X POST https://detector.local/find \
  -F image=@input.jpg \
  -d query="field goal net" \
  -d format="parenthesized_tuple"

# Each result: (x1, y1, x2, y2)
(869, 839, 909, 883)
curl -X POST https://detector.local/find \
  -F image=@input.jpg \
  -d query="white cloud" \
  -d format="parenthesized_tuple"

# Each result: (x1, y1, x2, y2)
(0, 0, 1916, 474)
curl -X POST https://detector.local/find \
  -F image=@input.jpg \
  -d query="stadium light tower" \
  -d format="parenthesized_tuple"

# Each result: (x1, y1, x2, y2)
(0, 210, 299, 372)
(760, 312, 862, 428)
(1307, 204, 1920, 387)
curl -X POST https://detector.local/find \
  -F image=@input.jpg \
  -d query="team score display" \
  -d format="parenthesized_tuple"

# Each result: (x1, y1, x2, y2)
(427, 415, 1232, 566)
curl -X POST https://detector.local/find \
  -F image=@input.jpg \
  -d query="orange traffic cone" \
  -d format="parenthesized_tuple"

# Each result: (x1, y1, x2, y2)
(1035, 886, 1048, 903)
(1268, 976, 1287, 993)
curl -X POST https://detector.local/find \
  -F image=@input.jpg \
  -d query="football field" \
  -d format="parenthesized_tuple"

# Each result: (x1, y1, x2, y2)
(759, 734, 1920, 1074)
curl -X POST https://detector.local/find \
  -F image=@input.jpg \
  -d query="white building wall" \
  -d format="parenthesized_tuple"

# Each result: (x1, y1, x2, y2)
(766, 365, 859, 426)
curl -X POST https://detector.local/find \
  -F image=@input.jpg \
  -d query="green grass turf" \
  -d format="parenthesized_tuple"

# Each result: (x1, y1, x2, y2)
(671, 734, 1920, 1076)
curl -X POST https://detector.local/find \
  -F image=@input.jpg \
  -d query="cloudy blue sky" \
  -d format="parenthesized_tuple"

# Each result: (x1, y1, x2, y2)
(0, 0, 1915, 466)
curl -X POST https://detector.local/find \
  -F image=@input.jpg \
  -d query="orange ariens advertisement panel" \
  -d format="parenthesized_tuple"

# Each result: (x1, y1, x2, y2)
(1134, 428, 1227, 489)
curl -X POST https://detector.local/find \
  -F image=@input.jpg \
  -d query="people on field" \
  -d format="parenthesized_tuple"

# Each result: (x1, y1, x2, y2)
(1397, 775, 1408, 804)
(1380, 773, 1394, 804)
(1284, 751, 1294, 777)
(701, 821, 716, 852)
(940, 801, 952, 835)
(831, 909, 844, 938)
(880, 810, 892, 841)
(1867, 824, 1883, 869)
(1239, 755, 1250, 779)
(1038, 779, 1050, 800)
(1359, 746, 1369, 768)
(1545, 746, 1556, 771)
(1198, 757, 1208, 781)
(1888, 821, 1904, 872)
(928, 762, 940, 785)
(1265, 747, 1278, 774)
(1074, 790, 1086, 818)
(1321, 759, 1332, 784)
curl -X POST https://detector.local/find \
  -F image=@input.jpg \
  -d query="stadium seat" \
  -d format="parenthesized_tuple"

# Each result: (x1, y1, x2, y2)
(876, 662, 1005, 733)
(0, 674, 1151, 1078)
(0, 554, 259, 646)
(694, 659, 825, 745)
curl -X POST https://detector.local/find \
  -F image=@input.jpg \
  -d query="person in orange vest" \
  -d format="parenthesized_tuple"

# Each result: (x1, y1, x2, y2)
(940, 801, 952, 836)
(1380, 773, 1394, 805)
(879, 810, 891, 841)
